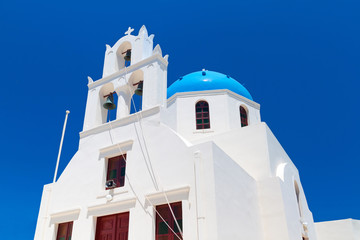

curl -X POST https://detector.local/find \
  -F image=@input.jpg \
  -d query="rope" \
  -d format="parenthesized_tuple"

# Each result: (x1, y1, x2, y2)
(124, 66, 184, 237)
(102, 66, 182, 239)
(106, 116, 182, 240)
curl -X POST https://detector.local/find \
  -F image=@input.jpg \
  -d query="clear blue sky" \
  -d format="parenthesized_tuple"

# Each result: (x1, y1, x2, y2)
(0, 0, 359, 238)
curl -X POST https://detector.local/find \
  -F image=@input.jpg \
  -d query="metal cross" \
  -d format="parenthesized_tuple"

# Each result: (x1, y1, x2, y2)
(125, 27, 134, 35)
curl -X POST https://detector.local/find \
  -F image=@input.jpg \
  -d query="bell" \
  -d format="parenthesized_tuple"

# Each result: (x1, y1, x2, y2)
(103, 94, 116, 110)
(134, 81, 143, 96)
(124, 49, 131, 61)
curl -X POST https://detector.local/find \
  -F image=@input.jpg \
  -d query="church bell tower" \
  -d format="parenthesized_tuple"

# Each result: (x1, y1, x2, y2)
(83, 26, 169, 131)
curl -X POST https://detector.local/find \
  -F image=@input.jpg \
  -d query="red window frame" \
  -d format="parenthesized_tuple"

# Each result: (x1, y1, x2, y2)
(240, 106, 248, 127)
(195, 101, 210, 129)
(56, 221, 73, 240)
(106, 154, 126, 189)
(95, 212, 129, 240)
(156, 202, 183, 240)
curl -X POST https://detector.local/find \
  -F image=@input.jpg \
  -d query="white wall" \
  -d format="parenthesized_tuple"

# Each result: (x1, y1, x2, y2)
(316, 219, 360, 240)
(212, 144, 262, 240)
(265, 127, 316, 240)
(167, 89, 260, 142)
(193, 123, 271, 180)
(35, 108, 213, 240)
(188, 122, 317, 240)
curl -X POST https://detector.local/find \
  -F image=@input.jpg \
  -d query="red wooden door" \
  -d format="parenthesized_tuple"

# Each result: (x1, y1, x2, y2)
(95, 212, 129, 240)
(115, 213, 129, 240)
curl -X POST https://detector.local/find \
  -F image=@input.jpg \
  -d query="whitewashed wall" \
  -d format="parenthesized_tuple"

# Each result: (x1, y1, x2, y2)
(316, 219, 360, 240)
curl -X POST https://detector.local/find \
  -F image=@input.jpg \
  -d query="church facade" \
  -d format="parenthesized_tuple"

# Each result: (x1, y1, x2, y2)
(34, 26, 359, 240)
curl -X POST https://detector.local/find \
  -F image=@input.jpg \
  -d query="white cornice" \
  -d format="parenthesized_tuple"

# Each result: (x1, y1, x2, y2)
(50, 208, 81, 224)
(145, 185, 190, 207)
(88, 54, 168, 89)
(99, 140, 134, 159)
(79, 106, 160, 139)
(87, 197, 136, 217)
(167, 89, 260, 109)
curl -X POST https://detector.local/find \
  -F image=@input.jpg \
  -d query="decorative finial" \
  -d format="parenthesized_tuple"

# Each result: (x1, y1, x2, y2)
(138, 25, 148, 36)
(125, 27, 134, 35)
(153, 44, 162, 56)
(87, 76, 94, 84)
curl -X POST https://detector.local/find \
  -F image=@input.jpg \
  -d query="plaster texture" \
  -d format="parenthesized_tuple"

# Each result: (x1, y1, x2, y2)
(315, 219, 360, 240)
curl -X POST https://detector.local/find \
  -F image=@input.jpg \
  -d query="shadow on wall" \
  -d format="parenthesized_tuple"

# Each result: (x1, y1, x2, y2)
(116, 41, 132, 71)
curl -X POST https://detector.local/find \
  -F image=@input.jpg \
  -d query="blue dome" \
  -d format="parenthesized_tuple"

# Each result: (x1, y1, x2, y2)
(167, 71, 253, 100)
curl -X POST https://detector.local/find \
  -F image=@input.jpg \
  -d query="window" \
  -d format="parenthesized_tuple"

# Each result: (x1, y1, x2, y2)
(195, 101, 210, 129)
(106, 154, 126, 189)
(95, 212, 129, 240)
(240, 106, 248, 127)
(294, 181, 302, 217)
(56, 221, 73, 240)
(156, 202, 183, 240)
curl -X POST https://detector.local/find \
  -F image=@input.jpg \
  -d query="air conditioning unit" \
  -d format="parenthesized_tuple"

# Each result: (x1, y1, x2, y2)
(105, 179, 117, 189)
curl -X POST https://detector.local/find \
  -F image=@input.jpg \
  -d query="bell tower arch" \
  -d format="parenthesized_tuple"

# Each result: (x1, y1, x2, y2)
(82, 26, 169, 131)
(116, 41, 132, 70)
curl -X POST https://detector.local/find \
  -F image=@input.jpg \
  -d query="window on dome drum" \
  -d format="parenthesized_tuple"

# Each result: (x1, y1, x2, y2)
(106, 154, 126, 189)
(240, 106, 248, 127)
(95, 212, 129, 240)
(56, 221, 73, 240)
(156, 202, 183, 240)
(196, 101, 210, 129)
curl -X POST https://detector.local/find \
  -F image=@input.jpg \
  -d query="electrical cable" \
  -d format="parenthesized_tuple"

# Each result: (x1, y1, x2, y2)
(124, 66, 184, 237)
(106, 115, 182, 240)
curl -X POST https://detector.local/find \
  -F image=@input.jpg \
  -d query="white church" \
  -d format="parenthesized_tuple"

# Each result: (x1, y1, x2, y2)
(34, 26, 359, 240)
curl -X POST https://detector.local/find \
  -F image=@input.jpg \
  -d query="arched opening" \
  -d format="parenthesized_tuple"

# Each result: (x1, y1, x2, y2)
(294, 181, 302, 218)
(106, 93, 118, 122)
(128, 70, 144, 114)
(100, 83, 118, 123)
(240, 105, 248, 127)
(196, 100, 210, 129)
(130, 93, 142, 114)
(116, 41, 132, 71)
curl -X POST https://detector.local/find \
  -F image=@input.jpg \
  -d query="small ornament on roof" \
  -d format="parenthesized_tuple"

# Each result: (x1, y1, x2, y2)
(125, 27, 134, 36)
(138, 25, 148, 36)
(153, 44, 162, 56)
(87, 76, 93, 84)
(202, 69, 207, 76)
